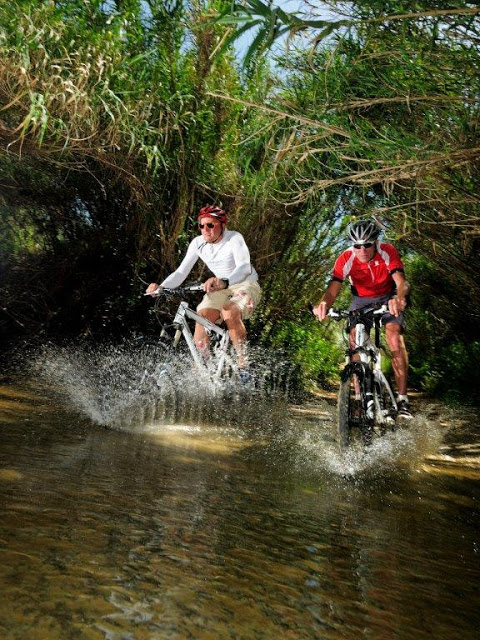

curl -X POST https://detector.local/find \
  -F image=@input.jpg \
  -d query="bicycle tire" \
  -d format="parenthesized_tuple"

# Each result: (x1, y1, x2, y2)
(337, 363, 373, 450)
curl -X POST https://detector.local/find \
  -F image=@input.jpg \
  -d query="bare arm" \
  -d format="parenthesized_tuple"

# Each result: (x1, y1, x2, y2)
(389, 271, 410, 317)
(313, 280, 343, 321)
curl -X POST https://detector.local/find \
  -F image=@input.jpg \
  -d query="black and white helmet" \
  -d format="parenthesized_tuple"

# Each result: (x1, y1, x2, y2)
(348, 220, 380, 245)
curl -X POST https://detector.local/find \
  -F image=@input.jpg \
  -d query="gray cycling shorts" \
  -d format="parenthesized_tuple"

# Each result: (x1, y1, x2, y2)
(349, 295, 406, 332)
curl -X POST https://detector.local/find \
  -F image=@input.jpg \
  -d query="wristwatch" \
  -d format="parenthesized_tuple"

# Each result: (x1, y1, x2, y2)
(221, 279, 229, 289)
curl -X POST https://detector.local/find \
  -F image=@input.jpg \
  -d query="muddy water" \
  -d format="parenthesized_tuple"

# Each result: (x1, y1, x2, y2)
(0, 382, 479, 640)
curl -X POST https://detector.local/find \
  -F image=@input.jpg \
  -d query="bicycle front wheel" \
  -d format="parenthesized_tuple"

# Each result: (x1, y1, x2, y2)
(337, 364, 372, 451)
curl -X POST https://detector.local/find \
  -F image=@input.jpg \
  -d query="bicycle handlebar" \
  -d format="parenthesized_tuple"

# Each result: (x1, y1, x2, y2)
(144, 283, 204, 297)
(308, 302, 389, 320)
(163, 284, 204, 294)
(327, 308, 349, 319)
(329, 303, 389, 319)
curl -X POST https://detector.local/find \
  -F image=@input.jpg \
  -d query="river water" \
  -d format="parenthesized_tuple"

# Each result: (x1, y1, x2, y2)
(0, 348, 479, 639)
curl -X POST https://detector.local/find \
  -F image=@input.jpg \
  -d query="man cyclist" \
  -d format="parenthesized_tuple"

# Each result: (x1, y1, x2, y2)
(312, 219, 413, 419)
(146, 205, 261, 380)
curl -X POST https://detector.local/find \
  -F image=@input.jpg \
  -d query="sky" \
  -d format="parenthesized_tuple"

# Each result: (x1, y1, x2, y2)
(234, 0, 341, 60)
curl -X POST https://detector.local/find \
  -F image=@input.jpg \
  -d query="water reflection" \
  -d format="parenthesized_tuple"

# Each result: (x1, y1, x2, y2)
(0, 383, 479, 639)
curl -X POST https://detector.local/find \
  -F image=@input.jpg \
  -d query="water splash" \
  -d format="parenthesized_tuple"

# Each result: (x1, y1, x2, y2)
(32, 341, 164, 425)
(291, 409, 448, 478)
(32, 340, 294, 432)
(29, 341, 449, 478)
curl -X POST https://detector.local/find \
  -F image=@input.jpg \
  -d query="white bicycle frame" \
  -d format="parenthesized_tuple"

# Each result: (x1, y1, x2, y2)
(170, 300, 237, 382)
(151, 286, 238, 384)
(332, 305, 397, 423)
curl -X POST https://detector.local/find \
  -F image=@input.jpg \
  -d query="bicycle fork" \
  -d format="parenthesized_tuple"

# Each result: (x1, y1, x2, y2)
(173, 302, 206, 370)
(355, 323, 375, 420)
(364, 375, 375, 420)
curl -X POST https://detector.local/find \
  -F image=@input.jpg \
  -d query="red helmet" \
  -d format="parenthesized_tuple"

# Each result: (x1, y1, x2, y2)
(197, 205, 227, 224)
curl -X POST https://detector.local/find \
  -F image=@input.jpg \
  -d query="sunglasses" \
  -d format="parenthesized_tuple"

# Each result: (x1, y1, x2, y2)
(199, 222, 217, 229)
(354, 242, 374, 249)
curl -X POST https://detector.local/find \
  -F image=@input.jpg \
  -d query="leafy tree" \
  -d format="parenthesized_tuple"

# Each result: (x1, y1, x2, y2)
(1, 0, 479, 403)
(0, 0, 242, 338)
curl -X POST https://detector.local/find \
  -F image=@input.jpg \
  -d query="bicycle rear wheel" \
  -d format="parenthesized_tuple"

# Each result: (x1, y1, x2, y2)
(338, 365, 372, 450)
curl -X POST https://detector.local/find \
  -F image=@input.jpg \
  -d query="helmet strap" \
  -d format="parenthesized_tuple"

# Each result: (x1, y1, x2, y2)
(211, 223, 225, 244)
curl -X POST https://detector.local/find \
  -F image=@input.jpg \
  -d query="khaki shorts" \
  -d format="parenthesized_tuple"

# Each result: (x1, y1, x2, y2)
(197, 281, 262, 320)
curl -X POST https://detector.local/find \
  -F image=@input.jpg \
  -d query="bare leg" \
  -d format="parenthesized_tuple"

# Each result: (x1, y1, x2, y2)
(221, 302, 247, 368)
(385, 323, 409, 395)
(194, 308, 221, 358)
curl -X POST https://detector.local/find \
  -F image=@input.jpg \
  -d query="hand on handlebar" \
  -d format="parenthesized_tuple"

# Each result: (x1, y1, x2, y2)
(312, 301, 329, 321)
(203, 277, 227, 294)
(388, 295, 407, 317)
(145, 283, 163, 297)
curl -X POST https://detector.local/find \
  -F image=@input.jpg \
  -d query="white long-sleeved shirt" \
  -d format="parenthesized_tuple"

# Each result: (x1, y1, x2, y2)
(161, 230, 258, 289)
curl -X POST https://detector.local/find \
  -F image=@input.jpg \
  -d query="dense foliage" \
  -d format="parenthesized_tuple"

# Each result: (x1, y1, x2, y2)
(1, 1, 479, 404)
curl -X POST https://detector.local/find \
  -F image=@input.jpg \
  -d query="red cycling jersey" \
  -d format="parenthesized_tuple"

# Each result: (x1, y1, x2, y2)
(332, 242, 404, 297)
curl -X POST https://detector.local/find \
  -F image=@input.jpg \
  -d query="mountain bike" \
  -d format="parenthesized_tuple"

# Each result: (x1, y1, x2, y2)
(145, 284, 246, 392)
(327, 303, 398, 451)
